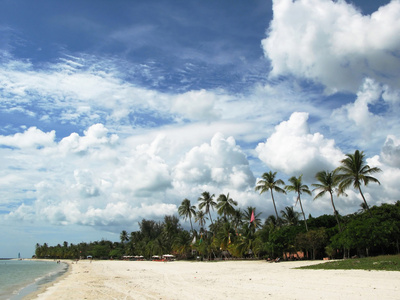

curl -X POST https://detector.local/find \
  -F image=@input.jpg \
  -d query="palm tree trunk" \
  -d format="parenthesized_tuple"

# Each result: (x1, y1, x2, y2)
(358, 187, 373, 217)
(329, 192, 342, 232)
(270, 190, 279, 220)
(208, 211, 214, 226)
(189, 217, 194, 233)
(298, 195, 308, 231)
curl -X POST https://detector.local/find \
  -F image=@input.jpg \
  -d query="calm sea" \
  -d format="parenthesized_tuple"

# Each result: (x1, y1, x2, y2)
(0, 260, 68, 300)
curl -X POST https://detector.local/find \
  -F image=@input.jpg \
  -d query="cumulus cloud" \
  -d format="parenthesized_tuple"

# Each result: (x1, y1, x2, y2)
(0, 127, 55, 149)
(331, 78, 383, 136)
(58, 123, 119, 155)
(381, 135, 400, 168)
(256, 112, 344, 181)
(262, 0, 400, 93)
(173, 132, 255, 191)
(113, 148, 173, 197)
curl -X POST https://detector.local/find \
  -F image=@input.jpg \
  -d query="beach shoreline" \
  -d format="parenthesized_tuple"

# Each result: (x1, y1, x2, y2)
(25, 259, 400, 300)
(19, 260, 70, 300)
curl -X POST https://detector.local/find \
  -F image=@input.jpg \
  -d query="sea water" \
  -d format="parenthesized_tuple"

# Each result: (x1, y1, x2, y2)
(0, 260, 68, 300)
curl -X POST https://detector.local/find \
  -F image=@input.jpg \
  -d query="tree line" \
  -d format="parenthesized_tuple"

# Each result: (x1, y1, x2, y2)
(35, 150, 400, 260)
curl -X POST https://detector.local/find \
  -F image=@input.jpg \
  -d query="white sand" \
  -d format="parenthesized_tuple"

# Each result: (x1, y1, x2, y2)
(29, 259, 400, 300)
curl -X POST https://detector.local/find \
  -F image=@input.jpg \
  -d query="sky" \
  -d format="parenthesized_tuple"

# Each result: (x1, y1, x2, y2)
(0, 0, 399, 258)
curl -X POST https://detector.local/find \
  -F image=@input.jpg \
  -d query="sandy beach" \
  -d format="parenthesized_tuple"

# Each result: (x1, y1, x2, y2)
(26, 259, 400, 300)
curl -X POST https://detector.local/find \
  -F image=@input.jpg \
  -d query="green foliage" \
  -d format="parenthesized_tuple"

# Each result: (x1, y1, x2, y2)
(330, 201, 400, 257)
(35, 201, 400, 262)
(296, 228, 327, 260)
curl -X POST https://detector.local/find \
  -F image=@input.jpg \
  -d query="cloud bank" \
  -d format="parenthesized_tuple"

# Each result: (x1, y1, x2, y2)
(262, 0, 400, 93)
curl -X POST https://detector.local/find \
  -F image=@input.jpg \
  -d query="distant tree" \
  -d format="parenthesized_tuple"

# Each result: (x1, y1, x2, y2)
(195, 210, 208, 232)
(178, 198, 197, 233)
(265, 214, 281, 229)
(231, 209, 243, 233)
(337, 150, 381, 216)
(285, 175, 311, 231)
(296, 228, 327, 260)
(312, 170, 342, 232)
(120, 230, 129, 244)
(172, 230, 192, 258)
(162, 215, 181, 251)
(280, 206, 299, 226)
(198, 191, 217, 226)
(255, 171, 286, 220)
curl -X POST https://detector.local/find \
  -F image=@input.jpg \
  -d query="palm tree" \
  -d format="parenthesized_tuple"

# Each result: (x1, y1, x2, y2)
(337, 150, 381, 216)
(231, 208, 243, 233)
(178, 198, 197, 233)
(242, 206, 262, 230)
(198, 191, 217, 226)
(312, 170, 342, 232)
(255, 171, 286, 220)
(216, 193, 238, 220)
(280, 206, 299, 226)
(265, 214, 281, 229)
(195, 210, 208, 232)
(120, 230, 129, 244)
(285, 175, 311, 231)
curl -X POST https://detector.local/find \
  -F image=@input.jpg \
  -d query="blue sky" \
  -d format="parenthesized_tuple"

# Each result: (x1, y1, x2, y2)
(1, 0, 399, 258)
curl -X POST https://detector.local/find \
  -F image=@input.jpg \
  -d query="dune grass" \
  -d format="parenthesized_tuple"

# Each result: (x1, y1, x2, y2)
(299, 254, 400, 271)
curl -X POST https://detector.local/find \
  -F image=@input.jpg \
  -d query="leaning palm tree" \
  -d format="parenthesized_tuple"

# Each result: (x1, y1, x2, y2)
(198, 191, 217, 226)
(216, 193, 238, 220)
(255, 171, 286, 220)
(312, 170, 342, 232)
(178, 198, 197, 233)
(285, 175, 311, 231)
(336, 150, 382, 216)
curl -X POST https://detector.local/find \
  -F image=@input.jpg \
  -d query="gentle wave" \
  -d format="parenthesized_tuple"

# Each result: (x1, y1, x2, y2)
(0, 260, 68, 300)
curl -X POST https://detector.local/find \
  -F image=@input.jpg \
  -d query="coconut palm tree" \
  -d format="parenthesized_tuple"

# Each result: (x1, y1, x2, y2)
(255, 171, 286, 220)
(336, 150, 382, 216)
(285, 175, 311, 231)
(242, 206, 262, 230)
(231, 208, 243, 234)
(265, 214, 281, 229)
(178, 198, 197, 233)
(120, 230, 129, 244)
(280, 206, 299, 226)
(312, 170, 342, 232)
(198, 191, 217, 226)
(216, 193, 238, 220)
(195, 210, 208, 232)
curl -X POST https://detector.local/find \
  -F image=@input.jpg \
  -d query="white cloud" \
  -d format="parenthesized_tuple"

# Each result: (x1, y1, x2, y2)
(0, 127, 55, 149)
(256, 112, 344, 181)
(263, 0, 400, 93)
(172, 89, 221, 121)
(113, 148, 172, 197)
(58, 123, 118, 155)
(173, 132, 255, 191)
(381, 135, 400, 168)
(332, 78, 383, 137)
(0, 56, 172, 128)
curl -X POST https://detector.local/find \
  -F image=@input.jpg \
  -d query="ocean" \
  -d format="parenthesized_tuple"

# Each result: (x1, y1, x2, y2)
(0, 259, 68, 300)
